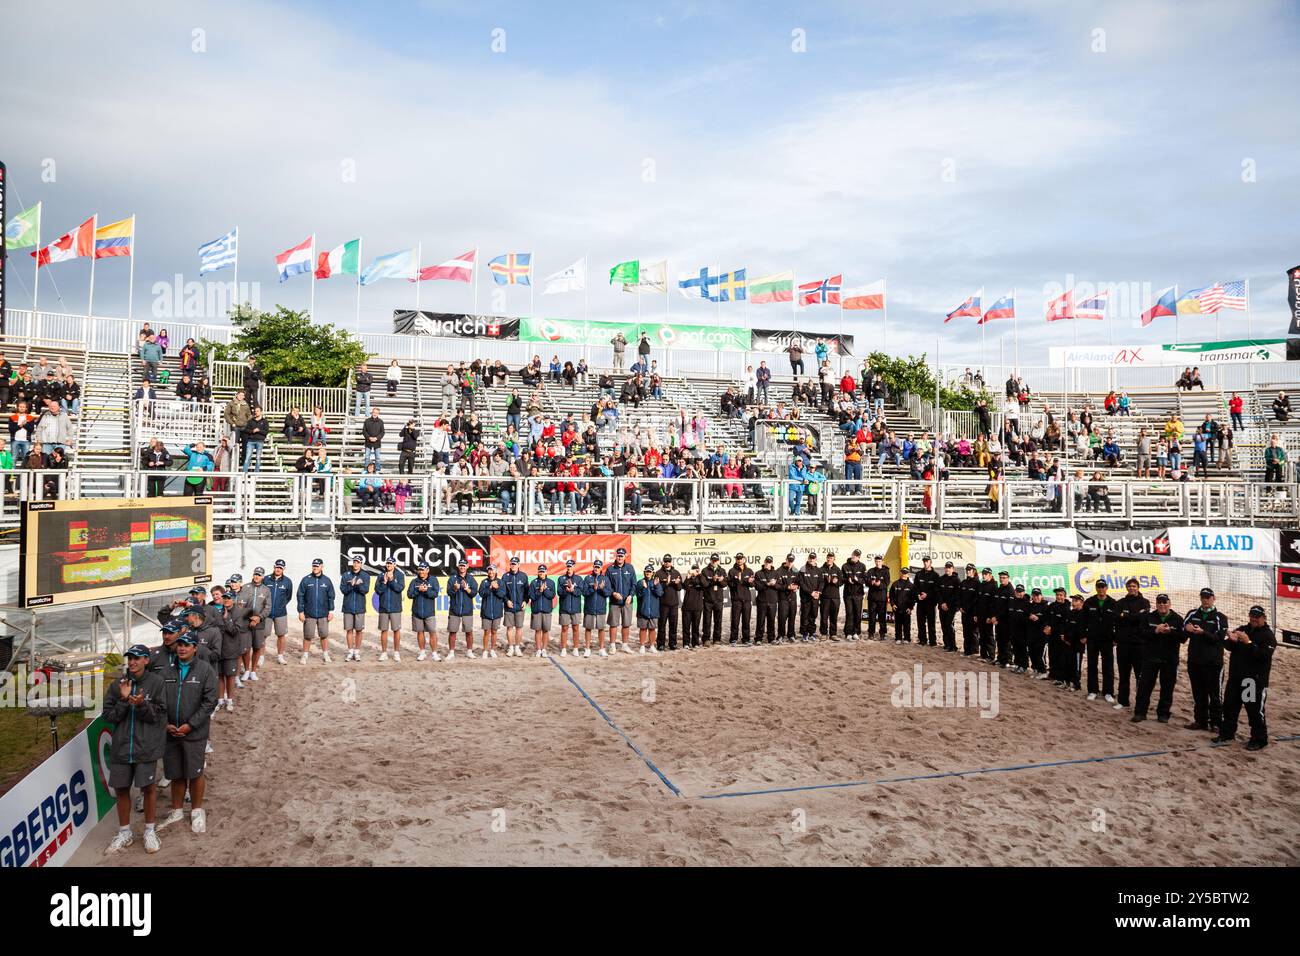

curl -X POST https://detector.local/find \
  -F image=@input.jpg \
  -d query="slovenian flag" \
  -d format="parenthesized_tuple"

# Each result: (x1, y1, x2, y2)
(1141, 286, 1177, 326)
(275, 235, 314, 282)
(980, 290, 1015, 324)
(94, 216, 134, 258)
(316, 238, 360, 279)
(945, 288, 982, 322)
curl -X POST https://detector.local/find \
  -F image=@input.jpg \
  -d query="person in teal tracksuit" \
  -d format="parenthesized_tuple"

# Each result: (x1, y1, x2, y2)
(787, 460, 809, 515)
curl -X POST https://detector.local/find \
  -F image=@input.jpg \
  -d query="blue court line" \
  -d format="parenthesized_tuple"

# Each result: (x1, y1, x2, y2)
(548, 657, 682, 797)
(699, 734, 1300, 801)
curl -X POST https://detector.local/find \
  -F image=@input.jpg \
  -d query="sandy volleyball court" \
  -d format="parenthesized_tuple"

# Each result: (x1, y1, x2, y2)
(76, 625, 1300, 866)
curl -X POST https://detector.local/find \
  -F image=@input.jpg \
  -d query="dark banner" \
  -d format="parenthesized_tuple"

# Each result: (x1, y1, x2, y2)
(1280, 529, 1300, 565)
(393, 311, 520, 340)
(0, 160, 7, 336)
(1288, 265, 1300, 336)
(339, 532, 490, 577)
(751, 327, 855, 357)
(1077, 528, 1171, 560)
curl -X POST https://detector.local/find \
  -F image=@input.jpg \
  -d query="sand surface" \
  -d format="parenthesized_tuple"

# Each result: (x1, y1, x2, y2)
(76, 620, 1300, 866)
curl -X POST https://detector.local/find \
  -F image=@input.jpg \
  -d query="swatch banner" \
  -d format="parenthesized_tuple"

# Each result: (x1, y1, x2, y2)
(520, 316, 751, 352)
(751, 328, 855, 357)
(1288, 265, 1300, 336)
(393, 311, 520, 339)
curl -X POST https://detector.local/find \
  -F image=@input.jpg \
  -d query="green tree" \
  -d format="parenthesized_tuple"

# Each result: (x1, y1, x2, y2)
(866, 351, 989, 411)
(203, 304, 369, 388)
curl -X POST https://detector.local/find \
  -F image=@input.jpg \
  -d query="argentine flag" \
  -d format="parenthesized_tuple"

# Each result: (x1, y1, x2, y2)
(360, 247, 417, 286)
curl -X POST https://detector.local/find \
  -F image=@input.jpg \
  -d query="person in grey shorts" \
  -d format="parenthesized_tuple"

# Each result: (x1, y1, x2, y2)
(296, 558, 336, 664)
(243, 567, 272, 681)
(557, 559, 585, 656)
(605, 548, 638, 651)
(374, 558, 406, 660)
(501, 556, 530, 656)
(478, 564, 506, 658)
(266, 558, 294, 666)
(445, 559, 478, 659)
(529, 564, 556, 658)
(339, 556, 372, 663)
(103, 644, 167, 855)
(407, 561, 441, 661)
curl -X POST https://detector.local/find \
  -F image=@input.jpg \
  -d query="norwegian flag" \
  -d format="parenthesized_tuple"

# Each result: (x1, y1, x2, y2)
(798, 274, 842, 306)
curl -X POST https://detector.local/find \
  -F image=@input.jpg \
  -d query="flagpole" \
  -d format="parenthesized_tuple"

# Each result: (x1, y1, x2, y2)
(665, 259, 670, 323)
(31, 203, 41, 315)
(1174, 285, 1180, 345)
(529, 254, 535, 322)
(1013, 288, 1019, 373)
(980, 308, 986, 377)
(308, 235, 316, 321)
(792, 269, 798, 335)
(127, 216, 136, 321)
(415, 242, 423, 314)
(1246, 278, 1253, 339)
(882, 277, 889, 355)
(583, 253, 589, 324)
(355, 237, 363, 334)
(231, 227, 239, 315)
(472, 245, 479, 314)
(87, 214, 98, 318)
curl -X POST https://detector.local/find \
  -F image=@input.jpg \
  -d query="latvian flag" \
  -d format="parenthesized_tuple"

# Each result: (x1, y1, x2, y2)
(32, 216, 94, 267)
(945, 289, 982, 322)
(316, 239, 360, 279)
(416, 249, 476, 283)
(842, 279, 885, 311)
(798, 274, 841, 306)
(275, 236, 314, 282)
(1074, 289, 1109, 320)
(979, 290, 1015, 324)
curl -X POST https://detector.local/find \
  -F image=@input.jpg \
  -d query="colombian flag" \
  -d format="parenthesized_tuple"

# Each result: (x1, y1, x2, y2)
(94, 216, 134, 259)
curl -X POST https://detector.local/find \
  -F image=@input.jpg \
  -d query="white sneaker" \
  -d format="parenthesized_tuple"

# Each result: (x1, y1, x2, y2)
(599, 648, 608, 658)
(191, 808, 207, 834)
(624, 643, 635, 654)
(536, 650, 543, 658)
(489, 649, 498, 659)
(205, 741, 214, 754)
(106, 829, 134, 854)
(239, 670, 251, 682)
(226, 699, 234, 713)
(467, 649, 476, 659)
(639, 646, 647, 655)
(1104, 694, 1115, 704)
(1087, 693, 1097, 701)
(158, 808, 186, 830)
(277, 654, 287, 665)
(249, 671, 259, 681)
(1113, 702, 1125, 710)
(235, 677, 245, 689)
(392, 651, 401, 662)
(300, 652, 309, 664)
(322, 652, 333, 663)
(429, 651, 441, 662)
(649, 645, 659, 654)
(380, 651, 389, 662)
(584, 648, 591, 658)
(448, 650, 455, 661)
(143, 829, 161, 854)
(560, 648, 568, 657)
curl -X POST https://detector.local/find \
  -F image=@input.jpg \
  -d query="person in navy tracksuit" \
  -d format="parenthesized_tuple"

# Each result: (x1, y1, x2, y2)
(339, 556, 372, 663)
(445, 560, 478, 659)
(501, 556, 531, 657)
(266, 559, 295, 665)
(634, 564, 664, 654)
(478, 565, 506, 658)
(605, 548, 638, 653)
(557, 559, 586, 656)
(529, 565, 556, 657)
(296, 558, 336, 663)
(406, 563, 441, 661)
(582, 559, 611, 657)
(375, 559, 406, 662)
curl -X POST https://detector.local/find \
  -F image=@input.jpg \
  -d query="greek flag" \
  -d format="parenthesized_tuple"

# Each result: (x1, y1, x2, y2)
(199, 228, 238, 275)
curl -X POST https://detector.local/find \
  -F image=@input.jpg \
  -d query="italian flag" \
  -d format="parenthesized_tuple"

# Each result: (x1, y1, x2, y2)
(748, 270, 794, 304)
(315, 238, 360, 279)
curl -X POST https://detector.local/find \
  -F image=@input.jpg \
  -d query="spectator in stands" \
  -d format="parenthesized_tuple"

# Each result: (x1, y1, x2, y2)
(1136, 428, 1152, 479)
(1101, 432, 1122, 467)
(242, 407, 269, 473)
(384, 359, 402, 397)
(786, 341, 805, 378)
(313, 449, 333, 497)
(182, 441, 214, 495)
(398, 420, 420, 474)
(620, 375, 643, 408)
(356, 462, 382, 511)
(1168, 437, 1183, 473)
(753, 361, 771, 404)
(138, 334, 163, 383)
(0, 352, 10, 409)
(242, 357, 263, 407)
(35, 398, 74, 457)
(1118, 391, 1132, 416)
(1229, 392, 1244, 429)
(1192, 430, 1209, 477)
(283, 406, 308, 443)
(308, 405, 327, 446)
(637, 332, 651, 364)
(1163, 414, 1184, 443)
(1088, 471, 1112, 513)
(610, 331, 628, 371)
(211, 437, 233, 490)
(1272, 391, 1291, 423)
(1219, 425, 1235, 470)
(353, 363, 373, 416)
(438, 365, 457, 416)
(223, 388, 251, 440)
(134, 380, 157, 409)
(1103, 390, 1118, 415)
(362, 408, 385, 470)
(1190, 367, 1204, 390)
(1155, 438, 1169, 479)
(549, 355, 562, 383)
(458, 364, 478, 411)
(140, 438, 172, 496)
(294, 447, 316, 477)
(1201, 414, 1221, 465)
(1176, 367, 1193, 390)
(1264, 434, 1288, 484)
(576, 358, 589, 387)
(176, 373, 197, 404)
(195, 374, 212, 404)
(157, 329, 169, 354)
(562, 361, 577, 392)
(179, 338, 200, 375)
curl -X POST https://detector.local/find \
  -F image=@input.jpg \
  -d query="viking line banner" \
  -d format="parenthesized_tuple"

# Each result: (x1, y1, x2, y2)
(393, 311, 521, 340)
(489, 534, 631, 577)
(751, 328, 856, 357)
(1049, 338, 1287, 368)
(520, 317, 751, 352)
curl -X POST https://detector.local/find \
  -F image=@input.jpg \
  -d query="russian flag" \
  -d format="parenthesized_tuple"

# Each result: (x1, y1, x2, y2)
(980, 290, 1015, 324)
(945, 288, 982, 323)
(1141, 286, 1177, 326)
(275, 235, 314, 282)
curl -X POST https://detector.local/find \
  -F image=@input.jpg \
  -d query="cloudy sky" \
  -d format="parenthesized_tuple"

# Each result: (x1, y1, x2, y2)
(4, 0, 1298, 365)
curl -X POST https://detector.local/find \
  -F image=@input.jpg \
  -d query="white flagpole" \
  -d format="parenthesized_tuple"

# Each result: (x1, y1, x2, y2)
(792, 269, 798, 335)
(231, 227, 239, 314)
(472, 246, 480, 314)
(127, 216, 136, 321)
(31, 202, 41, 314)
(1246, 278, 1253, 339)
(415, 242, 423, 314)
(87, 214, 98, 318)
(1174, 285, 1180, 344)
(665, 259, 670, 323)
(309, 234, 316, 321)
(583, 253, 589, 324)
(355, 237, 363, 334)
(1013, 288, 1019, 373)
(882, 277, 889, 354)
(529, 254, 535, 321)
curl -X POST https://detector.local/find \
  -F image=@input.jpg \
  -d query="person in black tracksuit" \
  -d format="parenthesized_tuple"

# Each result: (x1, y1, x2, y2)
(1044, 587, 1073, 683)
(682, 566, 705, 648)
(727, 555, 756, 645)
(754, 557, 781, 644)
(1082, 581, 1118, 700)
(1008, 584, 1030, 669)
(912, 556, 941, 647)
(1182, 587, 1227, 732)
(776, 555, 799, 642)
(1024, 588, 1050, 675)
(935, 562, 960, 652)
(958, 565, 981, 656)
(888, 568, 915, 642)
(977, 569, 999, 662)
(701, 555, 728, 645)
(819, 553, 842, 640)
(797, 555, 824, 642)
(1113, 579, 1151, 709)
(1216, 606, 1276, 750)
(864, 556, 890, 640)
(993, 571, 1016, 666)
(1133, 594, 1185, 723)
(842, 551, 867, 640)
(655, 556, 683, 650)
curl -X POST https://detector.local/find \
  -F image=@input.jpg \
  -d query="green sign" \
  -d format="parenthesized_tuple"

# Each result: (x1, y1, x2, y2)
(520, 317, 750, 352)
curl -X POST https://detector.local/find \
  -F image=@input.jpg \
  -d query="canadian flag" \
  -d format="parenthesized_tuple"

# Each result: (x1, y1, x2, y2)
(1045, 289, 1075, 322)
(32, 216, 95, 267)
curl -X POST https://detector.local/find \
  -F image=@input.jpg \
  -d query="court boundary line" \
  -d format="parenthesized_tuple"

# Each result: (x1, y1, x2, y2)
(547, 657, 683, 797)
(698, 734, 1300, 800)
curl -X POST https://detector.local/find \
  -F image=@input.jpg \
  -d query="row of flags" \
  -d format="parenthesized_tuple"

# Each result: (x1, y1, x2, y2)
(4, 206, 136, 265)
(945, 281, 1248, 326)
(610, 260, 887, 310)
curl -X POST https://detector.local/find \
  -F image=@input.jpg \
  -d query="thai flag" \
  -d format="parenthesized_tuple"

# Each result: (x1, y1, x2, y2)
(945, 288, 982, 322)
(1074, 290, 1109, 321)
(980, 290, 1015, 324)
(275, 236, 314, 282)
(1141, 286, 1177, 326)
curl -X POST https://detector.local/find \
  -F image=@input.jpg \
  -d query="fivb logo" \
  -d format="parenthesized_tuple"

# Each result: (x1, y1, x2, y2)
(49, 886, 152, 936)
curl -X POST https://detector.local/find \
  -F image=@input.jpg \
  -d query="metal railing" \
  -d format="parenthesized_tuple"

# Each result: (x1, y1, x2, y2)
(133, 399, 220, 449)
(3, 470, 1297, 531)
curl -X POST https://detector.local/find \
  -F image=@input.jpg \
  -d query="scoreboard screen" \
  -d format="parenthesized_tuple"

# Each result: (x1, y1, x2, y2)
(19, 498, 213, 608)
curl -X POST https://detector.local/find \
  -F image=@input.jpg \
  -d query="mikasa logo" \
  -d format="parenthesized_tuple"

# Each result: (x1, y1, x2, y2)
(49, 886, 151, 936)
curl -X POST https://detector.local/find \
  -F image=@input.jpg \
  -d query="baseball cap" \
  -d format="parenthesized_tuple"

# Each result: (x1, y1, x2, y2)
(1156, 594, 1171, 603)
(662, 554, 673, 562)
(900, 566, 910, 573)
(124, 644, 151, 659)
(922, 555, 932, 562)
(385, 558, 396, 565)
(417, 562, 430, 571)
(1054, 587, 1067, 594)
(1126, 577, 1139, 586)
(1200, 587, 1214, 598)
(966, 563, 976, 570)
(852, 549, 862, 557)
(189, 586, 205, 595)
(351, 555, 363, 563)
(565, 559, 574, 568)
(645, 563, 655, 572)
(593, 559, 603, 568)
(1249, 605, 1265, 616)
(161, 619, 184, 634)
(710, 553, 720, 561)
(1015, 584, 1025, 592)
(538, 564, 548, 573)
(874, 554, 884, 560)
(274, 559, 286, 569)
(510, 556, 520, 564)
(785, 553, 795, 561)
(253, 566, 265, 576)
(1096, 580, 1108, 589)
(763, 556, 773, 563)
(615, 548, 627, 557)
(944, 561, 954, 568)
(312, 558, 323, 567)
(1031, 587, 1042, 596)
(736, 551, 746, 559)
(174, 633, 199, 646)
(998, 570, 1010, 577)
(228, 573, 243, 583)
(981, 567, 992, 574)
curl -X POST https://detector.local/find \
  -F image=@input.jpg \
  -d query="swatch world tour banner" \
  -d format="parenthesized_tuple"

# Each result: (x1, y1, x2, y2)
(393, 311, 520, 339)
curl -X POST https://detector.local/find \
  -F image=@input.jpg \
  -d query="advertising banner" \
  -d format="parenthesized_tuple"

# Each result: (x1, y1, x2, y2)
(1077, 528, 1171, 559)
(339, 533, 490, 615)
(973, 529, 1080, 567)
(393, 311, 520, 340)
(489, 534, 631, 577)
(520, 317, 750, 352)
(1276, 566, 1300, 601)
(1166, 527, 1280, 565)
(632, 531, 898, 574)
(751, 328, 856, 357)
(1289, 265, 1300, 336)
(0, 715, 115, 868)
(1049, 339, 1287, 368)
(1068, 560, 1168, 594)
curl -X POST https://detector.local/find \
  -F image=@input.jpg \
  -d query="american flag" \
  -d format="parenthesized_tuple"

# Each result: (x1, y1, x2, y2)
(798, 274, 842, 306)
(1219, 279, 1247, 311)
(1196, 282, 1227, 313)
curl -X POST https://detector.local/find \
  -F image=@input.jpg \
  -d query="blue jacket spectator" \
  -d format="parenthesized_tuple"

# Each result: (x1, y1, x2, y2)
(339, 566, 371, 615)
(406, 572, 440, 618)
(296, 570, 335, 618)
